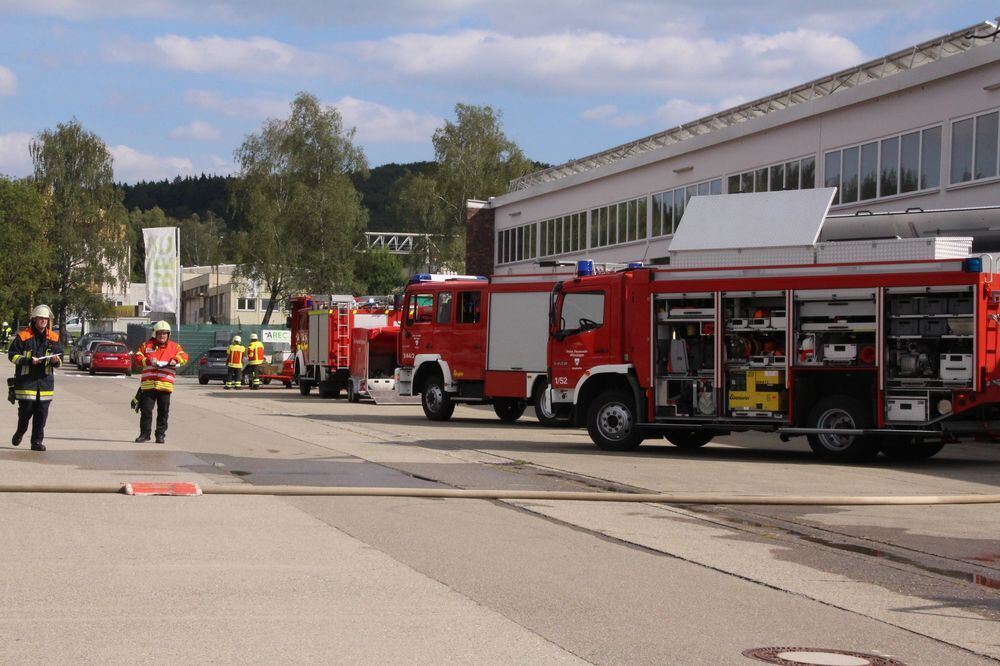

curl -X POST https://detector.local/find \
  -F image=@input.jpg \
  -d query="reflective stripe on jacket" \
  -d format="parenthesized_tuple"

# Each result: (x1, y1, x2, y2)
(247, 341, 265, 365)
(134, 338, 188, 392)
(8, 327, 62, 402)
(226, 344, 246, 368)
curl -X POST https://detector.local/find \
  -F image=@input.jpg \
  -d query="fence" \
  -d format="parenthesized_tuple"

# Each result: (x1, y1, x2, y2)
(126, 323, 289, 375)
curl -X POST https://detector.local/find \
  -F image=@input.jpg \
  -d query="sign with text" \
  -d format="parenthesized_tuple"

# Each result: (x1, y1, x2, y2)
(143, 227, 179, 314)
(261, 329, 291, 344)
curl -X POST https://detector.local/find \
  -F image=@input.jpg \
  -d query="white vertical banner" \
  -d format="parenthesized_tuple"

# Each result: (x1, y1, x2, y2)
(143, 227, 180, 314)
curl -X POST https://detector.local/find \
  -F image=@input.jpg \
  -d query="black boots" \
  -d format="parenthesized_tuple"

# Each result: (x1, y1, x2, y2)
(30, 442, 45, 451)
(135, 434, 151, 443)
(11, 432, 21, 447)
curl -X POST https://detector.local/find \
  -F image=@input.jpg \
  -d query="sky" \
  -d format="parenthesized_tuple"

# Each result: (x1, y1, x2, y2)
(0, 1, 997, 184)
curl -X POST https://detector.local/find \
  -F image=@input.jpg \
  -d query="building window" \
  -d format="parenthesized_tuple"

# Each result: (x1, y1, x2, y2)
(651, 178, 721, 238)
(237, 298, 256, 311)
(590, 196, 647, 248)
(727, 157, 816, 194)
(540, 212, 585, 257)
(827, 126, 941, 205)
(951, 110, 999, 185)
(496, 221, 538, 265)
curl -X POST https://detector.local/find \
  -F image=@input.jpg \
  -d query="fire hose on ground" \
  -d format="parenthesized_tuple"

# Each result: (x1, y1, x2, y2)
(0, 483, 998, 505)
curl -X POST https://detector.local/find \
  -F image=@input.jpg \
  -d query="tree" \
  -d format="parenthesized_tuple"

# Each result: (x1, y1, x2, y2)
(355, 247, 404, 295)
(389, 172, 454, 272)
(30, 121, 129, 338)
(0, 177, 50, 326)
(430, 104, 534, 268)
(231, 92, 369, 324)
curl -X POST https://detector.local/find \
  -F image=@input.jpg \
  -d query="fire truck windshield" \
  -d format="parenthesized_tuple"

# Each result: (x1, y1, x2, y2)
(556, 291, 605, 338)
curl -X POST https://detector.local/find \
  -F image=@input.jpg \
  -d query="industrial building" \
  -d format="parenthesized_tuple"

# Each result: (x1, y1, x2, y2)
(467, 20, 1000, 276)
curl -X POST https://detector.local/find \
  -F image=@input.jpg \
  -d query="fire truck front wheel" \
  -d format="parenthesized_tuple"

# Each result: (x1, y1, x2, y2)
(879, 437, 944, 461)
(421, 375, 455, 421)
(806, 396, 879, 462)
(587, 389, 642, 451)
(493, 398, 526, 423)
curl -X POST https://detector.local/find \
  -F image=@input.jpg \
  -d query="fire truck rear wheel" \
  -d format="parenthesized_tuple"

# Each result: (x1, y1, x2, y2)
(493, 398, 526, 423)
(806, 396, 879, 462)
(665, 431, 713, 449)
(318, 381, 339, 399)
(588, 389, 642, 451)
(299, 382, 312, 396)
(533, 381, 569, 427)
(421, 375, 455, 421)
(879, 437, 944, 461)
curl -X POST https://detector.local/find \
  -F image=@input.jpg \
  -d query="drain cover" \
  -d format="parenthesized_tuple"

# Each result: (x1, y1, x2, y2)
(743, 647, 905, 666)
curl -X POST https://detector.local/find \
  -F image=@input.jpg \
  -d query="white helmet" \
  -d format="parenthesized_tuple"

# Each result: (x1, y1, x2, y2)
(233, 335, 242, 344)
(30, 305, 53, 320)
(153, 320, 171, 334)
(2, 321, 7, 327)
(250, 333, 259, 341)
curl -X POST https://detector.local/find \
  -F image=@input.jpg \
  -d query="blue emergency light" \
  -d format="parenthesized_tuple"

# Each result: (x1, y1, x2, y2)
(577, 260, 594, 277)
(627, 262, 644, 270)
(962, 257, 982, 273)
(409, 273, 432, 283)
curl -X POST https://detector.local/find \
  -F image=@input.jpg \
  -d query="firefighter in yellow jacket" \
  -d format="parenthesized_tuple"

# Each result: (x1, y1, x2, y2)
(8, 305, 62, 451)
(245, 333, 265, 390)
(225, 335, 246, 390)
(133, 321, 188, 444)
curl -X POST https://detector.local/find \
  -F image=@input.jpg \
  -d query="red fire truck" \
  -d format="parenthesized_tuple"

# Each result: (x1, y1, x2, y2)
(289, 295, 399, 398)
(395, 272, 573, 424)
(548, 249, 1000, 461)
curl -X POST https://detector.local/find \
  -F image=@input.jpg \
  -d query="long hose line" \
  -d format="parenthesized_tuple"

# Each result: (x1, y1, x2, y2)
(0, 483, 998, 505)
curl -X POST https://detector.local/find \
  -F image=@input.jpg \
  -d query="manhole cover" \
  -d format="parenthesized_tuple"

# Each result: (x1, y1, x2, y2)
(743, 647, 905, 666)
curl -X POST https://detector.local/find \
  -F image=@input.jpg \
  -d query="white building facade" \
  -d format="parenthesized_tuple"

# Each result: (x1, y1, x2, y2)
(485, 22, 1000, 275)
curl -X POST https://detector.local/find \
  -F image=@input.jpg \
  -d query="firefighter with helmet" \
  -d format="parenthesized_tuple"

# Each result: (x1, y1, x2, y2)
(133, 320, 188, 444)
(225, 335, 246, 390)
(0, 320, 13, 351)
(7, 305, 62, 451)
(246, 333, 265, 390)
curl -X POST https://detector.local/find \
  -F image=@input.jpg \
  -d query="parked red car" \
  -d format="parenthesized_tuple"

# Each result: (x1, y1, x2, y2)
(89, 342, 133, 376)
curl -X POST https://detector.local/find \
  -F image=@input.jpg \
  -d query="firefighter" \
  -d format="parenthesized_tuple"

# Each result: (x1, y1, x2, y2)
(246, 333, 265, 390)
(134, 320, 188, 444)
(225, 335, 246, 390)
(0, 321, 12, 351)
(8, 305, 62, 451)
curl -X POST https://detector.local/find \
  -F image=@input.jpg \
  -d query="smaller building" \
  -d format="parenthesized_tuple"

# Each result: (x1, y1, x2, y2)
(181, 264, 285, 325)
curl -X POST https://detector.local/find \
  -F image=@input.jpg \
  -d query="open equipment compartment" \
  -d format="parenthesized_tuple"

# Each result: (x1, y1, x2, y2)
(722, 291, 788, 420)
(654, 293, 716, 418)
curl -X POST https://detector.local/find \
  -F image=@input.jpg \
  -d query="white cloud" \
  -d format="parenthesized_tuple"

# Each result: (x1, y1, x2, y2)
(0, 65, 17, 96)
(169, 120, 221, 141)
(352, 28, 865, 98)
(110, 145, 194, 183)
(184, 89, 289, 118)
(333, 96, 441, 143)
(581, 104, 617, 121)
(0, 133, 33, 178)
(106, 34, 327, 76)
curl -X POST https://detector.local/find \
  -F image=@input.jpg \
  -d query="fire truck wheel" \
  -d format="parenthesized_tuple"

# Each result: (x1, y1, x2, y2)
(493, 398, 526, 423)
(879, 437, 944, 461)
(665, 431, 713, 449)
(283, 381, 292, 388)
(347, 382, 360, 403)
(318, 381, 339, 399)
(587, 389, 642, 451)
(421, 375, 455, 421)
(299, 382, 313, 396)
(806, 396, 879, 462)
(533, 381, 569, 427)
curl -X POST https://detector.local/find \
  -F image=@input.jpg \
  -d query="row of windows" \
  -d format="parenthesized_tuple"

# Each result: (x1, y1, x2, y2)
(727, 157, 816, 194)
(498, 110, 1000, 265)
(236, 298, 277, 312)
(497, 222, 538, 265)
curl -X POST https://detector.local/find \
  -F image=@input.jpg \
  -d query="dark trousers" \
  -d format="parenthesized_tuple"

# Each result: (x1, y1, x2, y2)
(226, 367, 242, 388)
(139, 390, 171, 438)
(16, 399, 51, 446)
(246, 364, 260, 387)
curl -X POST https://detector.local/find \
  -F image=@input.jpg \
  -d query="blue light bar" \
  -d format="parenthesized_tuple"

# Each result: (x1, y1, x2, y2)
(962, 257, 982, 273)
(627, 262, 644, 269)
(577, 260, 594, 277)
(409, 273, 432, 283)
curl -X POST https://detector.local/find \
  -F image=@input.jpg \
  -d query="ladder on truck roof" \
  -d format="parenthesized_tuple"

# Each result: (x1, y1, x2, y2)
(334, 302, 351, 369)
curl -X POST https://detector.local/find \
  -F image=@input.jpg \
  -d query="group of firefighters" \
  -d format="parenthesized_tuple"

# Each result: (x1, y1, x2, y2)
(5, 305, 269, 451)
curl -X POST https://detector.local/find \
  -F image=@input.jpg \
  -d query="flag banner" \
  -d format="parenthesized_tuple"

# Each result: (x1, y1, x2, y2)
(143, 227, 179, 313)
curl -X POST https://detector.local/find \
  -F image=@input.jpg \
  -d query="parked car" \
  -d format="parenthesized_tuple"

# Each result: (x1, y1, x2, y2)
(73, 331, 126, 365)
(79, 338, 115, 370)
(89, 342, 132, 376)
(198, 347, 231, 385)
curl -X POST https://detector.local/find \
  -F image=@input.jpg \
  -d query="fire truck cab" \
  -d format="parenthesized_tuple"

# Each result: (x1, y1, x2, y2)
(549, 190, 1000, 461)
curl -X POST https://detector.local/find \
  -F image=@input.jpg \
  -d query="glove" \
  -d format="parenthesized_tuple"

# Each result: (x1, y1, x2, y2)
(6, 378, 14, 405)
(130, 388, 142, 413)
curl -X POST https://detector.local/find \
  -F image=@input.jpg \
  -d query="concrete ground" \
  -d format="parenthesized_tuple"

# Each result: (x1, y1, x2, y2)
(0, 369, 997, 665)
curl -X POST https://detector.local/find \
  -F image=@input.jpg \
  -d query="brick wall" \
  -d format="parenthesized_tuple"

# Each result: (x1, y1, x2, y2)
(465, 200, 494, 276)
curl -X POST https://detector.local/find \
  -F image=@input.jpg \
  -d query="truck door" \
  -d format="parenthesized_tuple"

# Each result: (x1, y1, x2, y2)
(401, 290, 435, 366)
(448, 289, 486, 382)
(551, 288, 611, 391)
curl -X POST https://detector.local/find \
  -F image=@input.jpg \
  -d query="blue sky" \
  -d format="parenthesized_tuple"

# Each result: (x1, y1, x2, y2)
(0, 1, 996, 183)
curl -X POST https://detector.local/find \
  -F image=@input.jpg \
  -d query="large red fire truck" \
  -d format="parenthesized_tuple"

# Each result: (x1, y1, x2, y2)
(395, 272, 574, 424)
(548, 192, 1000, 462)
(289, 295, 399, 398)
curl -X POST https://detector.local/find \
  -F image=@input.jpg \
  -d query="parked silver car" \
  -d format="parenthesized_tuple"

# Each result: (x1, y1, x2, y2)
(79, 338, 114, 371)
(72, 331, 126, 365)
